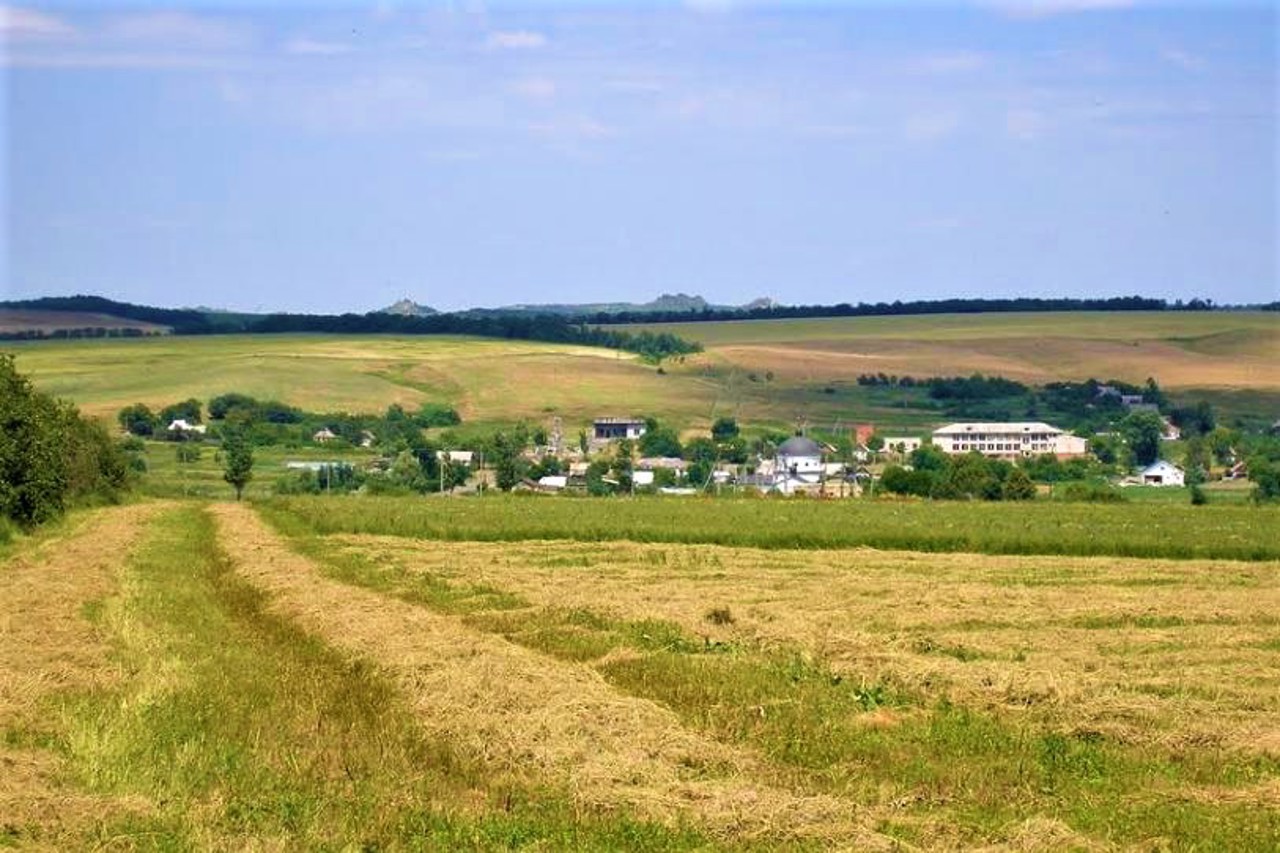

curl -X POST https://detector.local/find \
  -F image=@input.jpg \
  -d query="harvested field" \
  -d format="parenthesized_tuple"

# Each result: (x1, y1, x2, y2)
(322, 535, 1280, 757)
(0, 503, 158, 844)
(209, 502, 889, 847)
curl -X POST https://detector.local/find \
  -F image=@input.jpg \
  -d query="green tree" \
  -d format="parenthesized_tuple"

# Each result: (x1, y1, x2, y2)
(711, 417, 739, 441)
(221, 430, 254, 500)
(490, 431, 526, 491)
(118, 403, 159, 437)
(1119, 411, 1165, 468)
(159, 398, 203, 425)
(1250, 459, 1280, 504)
(909, 443, 949, 473)
(175, 443, 202, 463)
(1002, 468, 1037, 501)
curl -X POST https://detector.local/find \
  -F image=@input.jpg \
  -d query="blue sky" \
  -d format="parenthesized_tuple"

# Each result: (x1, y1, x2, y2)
(2, 1, 1275, 313)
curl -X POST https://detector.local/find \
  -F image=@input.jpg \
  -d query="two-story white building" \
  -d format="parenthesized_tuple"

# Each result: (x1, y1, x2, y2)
(931, 422, 1087, 459)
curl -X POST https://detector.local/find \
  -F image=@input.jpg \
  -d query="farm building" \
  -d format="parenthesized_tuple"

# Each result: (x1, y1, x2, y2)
(931, 422, 1087, 459)
(437, 450, 475, 465)
(1139, 460, 1185, 487)
(593, 417, 647, 441)
(313, 428, 338, 443)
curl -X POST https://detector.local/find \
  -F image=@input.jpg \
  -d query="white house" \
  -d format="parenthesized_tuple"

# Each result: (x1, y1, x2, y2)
(593, 417, 647, 441)
(437, 450, 475, 466)
(313, 428, 338, 443)
(880, 436, 922, 455)
(167, 419, 207, 435)
(536, 475, 568, 490)
(1139, 460, 1185, 487)
(931, 422, 1087, 459)
(632, 470, 656, 487)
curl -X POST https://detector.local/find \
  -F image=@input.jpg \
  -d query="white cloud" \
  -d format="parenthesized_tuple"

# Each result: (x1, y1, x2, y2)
(285, 37, 355, 56)
(484, 30, 546, 50)
(510, 76, 556, 99)
(905, 109, 961, 142)
(103, 11, 250, 52)
(984, 0, 1135, 19)
(0, 5, 75, 40)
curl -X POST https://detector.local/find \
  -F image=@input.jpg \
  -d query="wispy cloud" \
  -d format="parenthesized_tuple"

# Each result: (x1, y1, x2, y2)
(284, 37, 355, 56)
(985, 0, 1136, 19)
(1006, 107, 1048, 140)
(906, 51, 989, 75)
(0, 5, 76, 40)
(1160, 46, 1207, 72)
(510, 76, 557, 99)
(905, 109, 962, 142)
(485, 30, 546, 50)
(103, 11, 251, 52)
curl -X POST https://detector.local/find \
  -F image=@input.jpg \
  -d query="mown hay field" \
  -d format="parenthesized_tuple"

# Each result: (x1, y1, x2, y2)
(6, 500, 1276, 850)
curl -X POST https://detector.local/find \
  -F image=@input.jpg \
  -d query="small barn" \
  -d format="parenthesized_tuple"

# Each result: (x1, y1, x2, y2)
(1140, 460, 1185, 487)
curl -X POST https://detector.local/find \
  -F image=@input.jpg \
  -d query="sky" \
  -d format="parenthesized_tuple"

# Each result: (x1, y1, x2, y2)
(1, 1, 1276, 313)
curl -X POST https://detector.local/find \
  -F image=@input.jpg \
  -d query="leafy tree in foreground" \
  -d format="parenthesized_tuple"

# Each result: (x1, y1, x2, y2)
(222, 430, 254, 500)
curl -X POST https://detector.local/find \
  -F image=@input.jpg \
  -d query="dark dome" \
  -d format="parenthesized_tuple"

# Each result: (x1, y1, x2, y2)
(777, 436, 822, 457)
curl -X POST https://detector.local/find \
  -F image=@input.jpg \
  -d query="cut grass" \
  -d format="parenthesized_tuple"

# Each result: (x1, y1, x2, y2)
(263, 493, 1280, 561)
(262, 510, 1280, 849)
(30, 504, 716, 850)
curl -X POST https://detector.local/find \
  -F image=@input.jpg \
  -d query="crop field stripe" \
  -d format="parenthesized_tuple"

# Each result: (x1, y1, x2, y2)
(0, 502, 159, 845)
(210, 501, 888, 847)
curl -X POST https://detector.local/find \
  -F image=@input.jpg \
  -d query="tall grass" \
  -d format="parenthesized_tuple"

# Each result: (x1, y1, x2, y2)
(263, 494, 1280, 561)
(42, 506, 714, 850)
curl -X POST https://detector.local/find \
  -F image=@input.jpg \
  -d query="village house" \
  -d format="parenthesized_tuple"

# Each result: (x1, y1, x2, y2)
(880, 436, 922, 455)
(437, 450, 475, 466)
(1138, 460, 1185, 487)
(931, 422, 1087, 459)
(167, 418, 207, 435)
(592, 417, 647, 441)
(312, 427, 338, 443)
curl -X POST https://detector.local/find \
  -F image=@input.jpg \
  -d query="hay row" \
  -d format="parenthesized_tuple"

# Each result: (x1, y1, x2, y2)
(0, 502, 159, 843)
(333, 535, 1280, 756)
(209, 502, 892, 846)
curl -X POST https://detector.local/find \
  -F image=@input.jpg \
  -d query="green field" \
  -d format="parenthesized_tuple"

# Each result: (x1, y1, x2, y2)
(8, 311, 1278, 437)
(260, 493, 1280, 561)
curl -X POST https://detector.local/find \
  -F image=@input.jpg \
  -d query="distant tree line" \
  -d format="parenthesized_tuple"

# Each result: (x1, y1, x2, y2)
(1, 355, 130, 532)
(2, 296, 702, 361)
(569, 295, 1208, 326)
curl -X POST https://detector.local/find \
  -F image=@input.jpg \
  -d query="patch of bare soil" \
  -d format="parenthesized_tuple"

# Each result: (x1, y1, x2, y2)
(209, 502, 893, 847)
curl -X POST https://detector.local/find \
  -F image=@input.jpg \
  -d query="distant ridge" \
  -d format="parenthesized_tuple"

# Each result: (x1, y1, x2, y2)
(491, 292, 774, 317)
(380, 298, 438, 317)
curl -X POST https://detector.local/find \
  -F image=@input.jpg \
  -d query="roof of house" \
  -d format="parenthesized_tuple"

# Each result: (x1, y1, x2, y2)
(593, 416, 645, 425)
(777, 436, 823, 457)
(933, 422, 1063, 436)
(1141, 460, 1183, 474)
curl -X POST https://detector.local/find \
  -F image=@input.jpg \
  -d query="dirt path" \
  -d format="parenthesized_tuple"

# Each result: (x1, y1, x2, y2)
(209, 502, 892, 847)
(0, 502, 160, 846)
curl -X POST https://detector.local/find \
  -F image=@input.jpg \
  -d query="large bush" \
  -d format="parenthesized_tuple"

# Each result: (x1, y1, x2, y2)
(1, 355, 129, 526)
